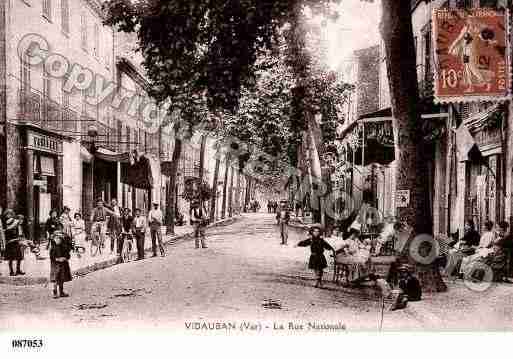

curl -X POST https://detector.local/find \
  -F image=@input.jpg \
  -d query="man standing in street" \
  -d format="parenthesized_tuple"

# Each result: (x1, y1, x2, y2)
(107, 199, 122, 255)
(276, 202, 291, 245)
(133, 208, 147, 260)
(148, 202, 165, 257)
(190, 199, 208, 249)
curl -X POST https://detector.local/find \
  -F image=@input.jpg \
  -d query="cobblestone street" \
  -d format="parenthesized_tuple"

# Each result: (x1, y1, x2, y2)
(2, 213, 513, 332)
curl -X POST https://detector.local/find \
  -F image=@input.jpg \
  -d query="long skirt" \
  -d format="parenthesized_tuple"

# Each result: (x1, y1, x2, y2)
(308, 253, 328, 270)
(4, 240, 24, 261)
(50, 260, 72, 283)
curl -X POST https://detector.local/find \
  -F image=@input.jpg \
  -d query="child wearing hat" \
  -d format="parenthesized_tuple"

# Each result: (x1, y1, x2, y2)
(49, 230, 72, 298)
(297, 223, 335, 288)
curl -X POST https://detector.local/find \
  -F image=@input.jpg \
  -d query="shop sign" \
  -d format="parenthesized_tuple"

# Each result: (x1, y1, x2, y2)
(26, 130, 63, 154)
(432, 8, 510, 103)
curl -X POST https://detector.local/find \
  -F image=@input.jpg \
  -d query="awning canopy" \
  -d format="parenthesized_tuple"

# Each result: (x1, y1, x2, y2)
(94, 147, 131, 163)
(340, 107, 393, 139)
(121, 154, 154, 190)
(340, 107, 395, 166)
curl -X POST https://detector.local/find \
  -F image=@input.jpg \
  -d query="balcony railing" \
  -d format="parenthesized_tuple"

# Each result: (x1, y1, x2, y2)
(17, 89, 156, 155)
(18, 90, 42, 126)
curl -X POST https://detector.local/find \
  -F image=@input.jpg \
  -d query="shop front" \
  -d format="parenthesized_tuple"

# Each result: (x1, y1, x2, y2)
(20, 124, 68, 243)
(458, 105, 505, 234)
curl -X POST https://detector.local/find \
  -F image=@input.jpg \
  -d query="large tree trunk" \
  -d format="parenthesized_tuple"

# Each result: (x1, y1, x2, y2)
(166, 127, 183, 235)
(210, 155, 221, 223)
(380, 0, 446, 292)
(221, 153, 231, 219)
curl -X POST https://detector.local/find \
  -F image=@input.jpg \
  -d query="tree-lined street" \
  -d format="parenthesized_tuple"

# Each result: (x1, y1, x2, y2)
(2, 213, 513, 331)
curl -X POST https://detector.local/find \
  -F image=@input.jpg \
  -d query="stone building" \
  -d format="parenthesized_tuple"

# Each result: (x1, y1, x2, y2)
(0, 0, 169, 241)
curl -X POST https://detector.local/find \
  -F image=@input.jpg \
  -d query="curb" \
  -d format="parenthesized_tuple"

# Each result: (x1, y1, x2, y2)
(0, 216, 240, 286)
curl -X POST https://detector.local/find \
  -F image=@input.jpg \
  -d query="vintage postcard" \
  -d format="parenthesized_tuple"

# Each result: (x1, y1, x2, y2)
(1, 0, 513, 357)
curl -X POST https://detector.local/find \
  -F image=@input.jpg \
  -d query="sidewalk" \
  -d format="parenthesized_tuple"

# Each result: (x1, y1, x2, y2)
(0, 217, 239, 286)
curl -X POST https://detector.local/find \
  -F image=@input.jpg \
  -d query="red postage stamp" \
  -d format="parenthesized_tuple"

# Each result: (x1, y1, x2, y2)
(433, 8, 510, 103)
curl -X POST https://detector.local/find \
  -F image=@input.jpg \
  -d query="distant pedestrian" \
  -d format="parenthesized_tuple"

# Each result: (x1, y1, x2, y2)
(297, 223, 335, 288)
(60, 206, 73, 239)
(267, 201, 272, 213)
(190, 200, 208, 249)
(49, 230, 72, 298)
(71, 213, 86, 251)
(148, 202, 165, 257)
(3, 209, 25, 276)
(133, 208, 147, 260)
(276, 203, 290, 245)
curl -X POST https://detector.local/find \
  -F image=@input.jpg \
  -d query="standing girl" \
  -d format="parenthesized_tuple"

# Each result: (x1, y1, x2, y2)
(49, 231, 72, 298)
(297, 223, 335, 288)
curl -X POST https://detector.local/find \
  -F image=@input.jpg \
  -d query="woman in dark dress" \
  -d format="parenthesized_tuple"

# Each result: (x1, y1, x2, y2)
(49, 230, 72, 298)
(297, 223, 335, 288)
(3, 209, 25, 276)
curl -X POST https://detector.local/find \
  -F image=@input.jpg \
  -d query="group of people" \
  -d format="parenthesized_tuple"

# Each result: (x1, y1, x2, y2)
(89, 199, 166, 260)
(295, 221, 421, 304)
(445, 219, 513, 282)
(267, 200, 279, 213)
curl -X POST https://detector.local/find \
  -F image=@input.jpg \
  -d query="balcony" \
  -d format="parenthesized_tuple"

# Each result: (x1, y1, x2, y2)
(18, 89, 81, 134)
(17, 89, 152, 155)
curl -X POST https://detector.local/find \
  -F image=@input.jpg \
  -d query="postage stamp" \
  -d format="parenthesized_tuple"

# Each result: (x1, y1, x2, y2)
(433, 7, 511, 103)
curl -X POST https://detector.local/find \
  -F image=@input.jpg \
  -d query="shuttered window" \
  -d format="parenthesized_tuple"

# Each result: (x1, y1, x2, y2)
(61, 0, 69, 35)
(81, 13, 87, 51)
(43, 0, 51, 21)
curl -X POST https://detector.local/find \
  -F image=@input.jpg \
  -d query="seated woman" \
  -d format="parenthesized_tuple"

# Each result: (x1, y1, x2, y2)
(478, 221, 513, 283)
(460, 221, 495, 277)
(335, 225, 372, 283)
(445, 219, 480, 278)
(375, 217, 400, 256)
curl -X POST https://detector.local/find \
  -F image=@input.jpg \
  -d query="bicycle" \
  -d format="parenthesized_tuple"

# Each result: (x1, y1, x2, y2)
(120, 231, 134, 263)
(71, 240, 86, 258)
(89, 222, 105, 257)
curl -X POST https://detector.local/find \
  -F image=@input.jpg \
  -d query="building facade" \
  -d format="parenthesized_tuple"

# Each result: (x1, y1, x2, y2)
(0, 0, 183, 240)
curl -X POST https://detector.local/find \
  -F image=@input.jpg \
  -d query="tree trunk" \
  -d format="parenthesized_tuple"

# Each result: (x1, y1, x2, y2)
(380, 0, 446, 292)
(210, 155, 221, 223)
(221, 153, 231, 219)
(228, 163, 235, 217)
(235, 169, 241, 215)
(245, 175, 252, 212)
(198, 134, 207, 211)
(166, 127, 183, 235)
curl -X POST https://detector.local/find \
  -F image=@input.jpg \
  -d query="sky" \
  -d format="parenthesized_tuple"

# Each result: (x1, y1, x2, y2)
(317, 0, 382, 72)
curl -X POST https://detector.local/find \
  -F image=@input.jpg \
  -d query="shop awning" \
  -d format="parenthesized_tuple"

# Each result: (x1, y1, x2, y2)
(340, 108, 395, 166)
(339, 107, 393, 139)
(120, 154, 154, 189)
(94, 147, 131, 163)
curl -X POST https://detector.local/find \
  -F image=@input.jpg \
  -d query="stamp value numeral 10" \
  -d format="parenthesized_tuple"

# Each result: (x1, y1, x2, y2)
(441, 69, 459, 89)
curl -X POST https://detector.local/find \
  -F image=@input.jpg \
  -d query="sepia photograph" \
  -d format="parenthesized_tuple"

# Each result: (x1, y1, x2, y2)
(1, 0, 513, 356)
